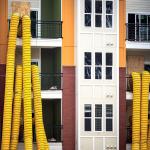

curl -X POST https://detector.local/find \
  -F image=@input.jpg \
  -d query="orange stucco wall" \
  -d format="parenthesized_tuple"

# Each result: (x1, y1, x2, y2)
(62, 0, 75, 66)
(119, 0, 126, 68)
(0, 0, 8, 64)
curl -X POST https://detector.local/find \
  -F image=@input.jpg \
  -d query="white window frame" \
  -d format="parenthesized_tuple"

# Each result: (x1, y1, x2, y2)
(95, 52, 102, 80)
(84, 104, 92, 131)
(94, 0, 103, 28)
(105, 52, 113, 80)
(105, 104, 113, 132)
(94, 104, 103, 132)
(84, 52, 92, 79)
(105, 0, 114, 28)
(84, 0, 92, 27)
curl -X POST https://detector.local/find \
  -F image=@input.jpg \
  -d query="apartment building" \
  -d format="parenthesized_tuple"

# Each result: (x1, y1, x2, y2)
(0, 0, 75, 150)
(125, 0, 150, 150)
(76, 0, 119, 149)
(0, 0, 142, 150)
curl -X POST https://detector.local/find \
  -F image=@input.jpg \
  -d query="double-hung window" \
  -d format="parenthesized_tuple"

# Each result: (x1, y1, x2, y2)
(85, 0, 92, 26)
(95, 0, 102, 27)
(106, 53, 113, 79)
(95, 52, 102, 79)
(106, 104, 113, 131)
(84, 104, 92, 131)
(84, 52, 92, 79)
(95, 104, 102, 131)
(106, 1, 113, 28)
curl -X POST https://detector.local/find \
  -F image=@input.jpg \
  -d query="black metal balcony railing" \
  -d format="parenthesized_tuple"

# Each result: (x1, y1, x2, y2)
(126, 75, 133, 92)
(19, 124, 63, 142)
(126, 23, 150, 42)
(40, 73, 63, 90)
(8, 19, 62, 39)
(126, 126, 132, 143)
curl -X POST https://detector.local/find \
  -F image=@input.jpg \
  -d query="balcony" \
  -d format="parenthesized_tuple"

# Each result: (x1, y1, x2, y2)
(19, 124, 63, 150)
(19, 124, 63, 143)
(126, 23, 150, 49)
(8, 19, 63, 47)
(41, 73, 63, 99)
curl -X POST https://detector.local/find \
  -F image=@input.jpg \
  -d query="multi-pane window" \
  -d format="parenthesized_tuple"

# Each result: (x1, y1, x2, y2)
(106, 1, 113, 28)
(84, 52, 92, 79)
(95, 52, 102, 79)
(95, 0, 102, 27)
(85, 0, 92, 26)
(106, 104, 113, 131)
(84, 104, 92, 131)
(106, 53, 113, 79)
(95, 104, 102, 131)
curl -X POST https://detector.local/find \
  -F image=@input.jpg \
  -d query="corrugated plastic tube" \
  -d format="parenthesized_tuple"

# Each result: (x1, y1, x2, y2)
(32, 65, 49, 150)
(10, 65, 22, 150)
(141, 71, 150, 150)
(132, 72, 141, 150)
(1, 13, 19, 150)
(22, 15, 32, 150)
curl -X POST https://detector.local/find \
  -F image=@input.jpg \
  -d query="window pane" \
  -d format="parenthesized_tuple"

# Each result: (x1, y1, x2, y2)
(95, 53, 102, 65)
(95, 119, 102, 131)
(95, 1, 102, 13)
(85, 52, 91, 65)
(95, 15, 102, 27)
(85, 14, 91, 26)
(85, 67, 91, 79)
(106, 67, 112, 79)
(85, 0, 92, 13)
(85, 118, 91, 131)
(106, 15, 112, 28)
(85, 104, 92, 117)
(106, 1, 113, 14)
(106, 119, 113, 131)
(106, 53, 112, 65)
(95, 67, 102, 79)
(106, 104, 113, 117)
(95, 105, 102, 117)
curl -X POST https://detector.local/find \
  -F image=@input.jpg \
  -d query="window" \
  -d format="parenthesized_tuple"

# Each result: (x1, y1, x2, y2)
(128, 13, 150, 41)
(95, 0, 102, 27)
(30, 11, 38, 38)
(106, 104, 113, 131)
(95, 104, 102, 131)
(106, 1, 113, 28)
(106, 53, 113, 79)
(84, 52, 92, 79)
(85, 0, 92, 26)
(95, 52, 102, 79)
(84, 104, 92, 131)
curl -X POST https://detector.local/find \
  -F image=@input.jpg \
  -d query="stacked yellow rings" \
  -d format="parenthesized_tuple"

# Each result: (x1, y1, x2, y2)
(32, 65, 49, 150)
(22, 15, 32, 150)
(132, 72, 141, 150)
(10, 65, 22, 150)
(141, 71, 150, 150)
(1, 13, 19, 150)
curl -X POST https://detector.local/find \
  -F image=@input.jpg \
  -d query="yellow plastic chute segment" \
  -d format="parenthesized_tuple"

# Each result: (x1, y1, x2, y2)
(132, 72, 141, 150)
(10, 65, 23, 150)
(31, 65, 49, 150)
(22, 15, 32, 150)
(141, 71, 150, 150)
(1, 14, 19, 150)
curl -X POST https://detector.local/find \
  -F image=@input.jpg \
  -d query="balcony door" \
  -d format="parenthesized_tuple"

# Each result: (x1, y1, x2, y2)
(128, 14, 150, 41)
(30, 11, 38, 38)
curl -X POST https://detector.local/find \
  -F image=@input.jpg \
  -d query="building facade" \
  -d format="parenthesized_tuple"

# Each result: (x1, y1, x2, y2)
(2, 0, 150, 150)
